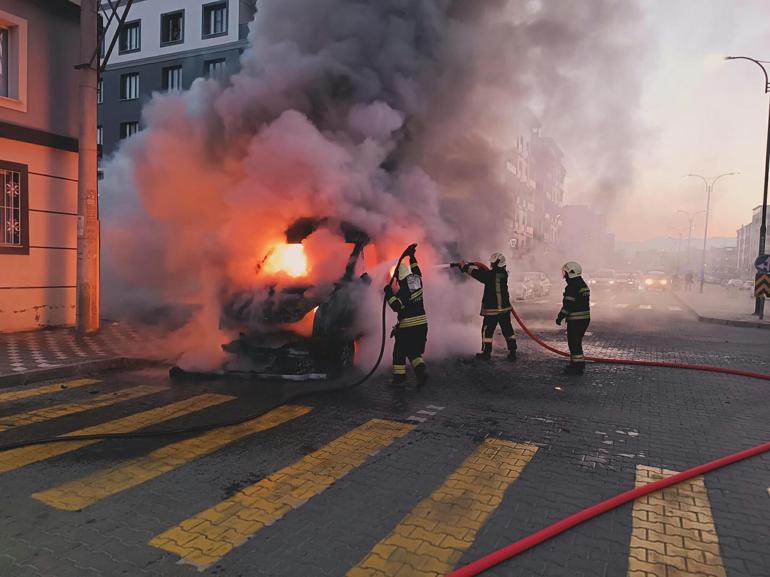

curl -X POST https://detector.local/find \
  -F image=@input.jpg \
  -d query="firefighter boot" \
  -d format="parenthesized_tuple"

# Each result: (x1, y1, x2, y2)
(415, 363, 428, 388)
(475, 344, 492, 361)
(564, 363, 585, 375)
(506, 339, 517, 361)
(390, 374, 407, 388)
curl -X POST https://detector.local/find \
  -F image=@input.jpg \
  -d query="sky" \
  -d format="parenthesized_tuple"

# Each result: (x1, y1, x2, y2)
(595, 1, 770, 242)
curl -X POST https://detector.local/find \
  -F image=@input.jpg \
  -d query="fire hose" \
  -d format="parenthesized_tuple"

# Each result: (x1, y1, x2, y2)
(445, 303, 770, 577)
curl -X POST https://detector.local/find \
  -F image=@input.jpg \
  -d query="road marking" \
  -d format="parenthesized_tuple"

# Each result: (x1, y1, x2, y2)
(0, 394, 235, 474)
(33, 404, 312, 512)
(668, 306, 683, 312)
(627, 465, 726, 577)
(615, 303, 629, 309)
(149, 418, 414, 569)
(0, 378, 100, 404)
(0, 385, 164, 432)
(408, 404, 445, 424)
(347, 438, 538, 577)
(639, 305, 653, 310)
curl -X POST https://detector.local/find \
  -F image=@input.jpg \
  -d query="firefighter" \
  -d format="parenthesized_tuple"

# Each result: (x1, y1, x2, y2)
(556, 261, 591, 374)
(384, 244, 428, 388)
(457, 253, 517, 361)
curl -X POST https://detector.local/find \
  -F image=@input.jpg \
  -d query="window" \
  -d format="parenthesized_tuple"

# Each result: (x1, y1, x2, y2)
(120, 73, 139, 100)
(97, 78, 103, 104)
(204, 58, 226, 79)
(0, 10, 28, 112)
(202, 2, 228, 37)
(162, 66, 183, 91)
(160, 10, 184, 46)
(119, 20, 141, 54)
(120, 121, 139, 139)
(97, 126, 103, 146)
(0, 161, 28, 254)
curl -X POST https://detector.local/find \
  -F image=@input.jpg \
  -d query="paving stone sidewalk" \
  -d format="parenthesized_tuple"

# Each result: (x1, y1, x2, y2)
(0, 322, 148, 379)
(674, 286, 770, 329)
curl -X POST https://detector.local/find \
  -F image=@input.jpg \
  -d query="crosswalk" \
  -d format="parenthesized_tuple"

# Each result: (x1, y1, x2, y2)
(532, 300, 684, 312)
(0, 378, 732, 576)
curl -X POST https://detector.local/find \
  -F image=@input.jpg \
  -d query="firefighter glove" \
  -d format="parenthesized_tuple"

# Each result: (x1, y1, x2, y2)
(402, 243, 417, 258)
(555, 315, 564, 326)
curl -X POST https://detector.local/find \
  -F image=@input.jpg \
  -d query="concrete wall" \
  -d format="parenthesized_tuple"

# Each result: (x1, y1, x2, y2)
(0, 0, 80, 138)
(0, 0, 80, 332)
(0, 138, 78, 331)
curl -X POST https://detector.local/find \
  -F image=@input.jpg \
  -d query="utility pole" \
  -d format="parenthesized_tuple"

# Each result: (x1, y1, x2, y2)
(677, 210, 703, 272)
(76, 0, 99, 332)
(687, 173, 738, 293)
(725, 56, 770, 318)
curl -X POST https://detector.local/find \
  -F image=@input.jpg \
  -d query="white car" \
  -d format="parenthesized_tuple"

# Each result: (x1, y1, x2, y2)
(523, 272, 551, 297)
(589, 269, 617, 289)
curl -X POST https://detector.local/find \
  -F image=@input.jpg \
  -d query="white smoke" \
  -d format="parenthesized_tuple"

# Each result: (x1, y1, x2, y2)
(101, 0, 647, 369)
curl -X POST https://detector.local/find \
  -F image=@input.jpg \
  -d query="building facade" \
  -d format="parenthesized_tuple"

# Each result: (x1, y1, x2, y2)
(0, 0, 81, 332)
(736, 205, 770, 279)
(98, 0, 256, 156)
(531, 135, 565, 246)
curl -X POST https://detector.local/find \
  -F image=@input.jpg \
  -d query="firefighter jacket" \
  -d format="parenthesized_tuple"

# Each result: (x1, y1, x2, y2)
(557, 276, 591, 322)
(460, 262, 512, 316)
(385, 256, 427, 328)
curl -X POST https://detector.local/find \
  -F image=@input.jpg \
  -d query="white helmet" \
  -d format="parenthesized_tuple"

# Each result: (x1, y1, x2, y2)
(561, 261, 582, 279)
(397, 262, 412, 280)
(489, 252, 506, 268)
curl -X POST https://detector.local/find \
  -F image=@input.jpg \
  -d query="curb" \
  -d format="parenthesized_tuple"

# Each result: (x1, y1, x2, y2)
(0, 357, 157, 388)
(673, 293, 770, 330)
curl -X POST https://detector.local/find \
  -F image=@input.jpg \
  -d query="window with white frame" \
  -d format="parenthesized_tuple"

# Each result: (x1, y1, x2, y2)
(120, 73, 139, 100)
(202, 2, 228, 37)
(162, 66, 183, 91)
(204, 58, 226, 79)
(0, 161, 28, 254)
(97, 78, 103, 104)
(97, 126, 103, 146)
(120, 121, 139, 139)
(119, 20, 141, 54)
(0, 10, 28, 112)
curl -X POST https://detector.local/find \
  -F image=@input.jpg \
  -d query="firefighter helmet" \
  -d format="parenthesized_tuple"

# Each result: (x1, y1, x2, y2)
(397, 262, 412, 281)
(489, 252, 506, 268)
(561, 261, 583, 279)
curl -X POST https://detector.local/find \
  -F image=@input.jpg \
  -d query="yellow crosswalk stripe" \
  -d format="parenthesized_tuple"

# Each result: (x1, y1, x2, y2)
(33, 404, 313, 512)
(149, 418, 414, 570)
(627, 465, 727, 577)
(347, 438, 538, 577)
(0, 378, 100, 404)
(0, 385, 164, 432)
(0, 394, 235, 474)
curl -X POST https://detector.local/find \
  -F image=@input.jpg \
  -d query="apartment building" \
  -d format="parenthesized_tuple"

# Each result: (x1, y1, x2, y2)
(98, 0, 256, 156)
(737, 205, 769, 279)
(0, 0, 81, 331)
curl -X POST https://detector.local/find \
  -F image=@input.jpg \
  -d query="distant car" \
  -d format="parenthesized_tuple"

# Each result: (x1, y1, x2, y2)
(589, 269, 616, 290)
(742, 280, 755, 292)
(643, 270, 669, 290)
(524, 272, 551, 297)
(614, 272, 640, 291)
(509, 272, 535, 300)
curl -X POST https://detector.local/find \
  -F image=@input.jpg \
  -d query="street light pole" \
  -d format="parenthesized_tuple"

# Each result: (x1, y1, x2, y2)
(677, 209, 704, 271)
(725, 56, 770, 318)
(687, 173, 738, 293)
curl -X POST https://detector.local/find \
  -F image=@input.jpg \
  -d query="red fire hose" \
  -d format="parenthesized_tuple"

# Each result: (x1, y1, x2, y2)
(446, 306, 770, 577)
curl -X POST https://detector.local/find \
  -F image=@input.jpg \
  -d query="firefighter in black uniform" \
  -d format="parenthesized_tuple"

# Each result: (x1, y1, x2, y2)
(384, 244, 428, 388)
(556, 261, 591, 374)
(458, 252, 517, 361)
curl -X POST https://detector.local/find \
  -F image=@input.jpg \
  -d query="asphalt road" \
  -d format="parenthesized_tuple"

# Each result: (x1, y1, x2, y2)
(0, 289, 769, 577)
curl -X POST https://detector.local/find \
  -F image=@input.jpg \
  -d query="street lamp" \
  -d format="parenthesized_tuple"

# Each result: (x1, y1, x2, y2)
(677, 209, 705, 272)
(725, 56, 770, 318)
(687, 172, 738, 293)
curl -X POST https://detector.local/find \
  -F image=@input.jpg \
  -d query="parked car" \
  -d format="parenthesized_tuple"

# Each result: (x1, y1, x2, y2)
(643, 270, 669, 290)
(614, 271, 641, 291)
(589, 269, 617, 290)
(523, 272, 551, 297)
(509, 272, 535, 300)
(742, 280, 755, 292)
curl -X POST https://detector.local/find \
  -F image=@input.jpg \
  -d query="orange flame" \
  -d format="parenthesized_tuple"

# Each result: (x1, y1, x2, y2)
(263, 243, 309, 278)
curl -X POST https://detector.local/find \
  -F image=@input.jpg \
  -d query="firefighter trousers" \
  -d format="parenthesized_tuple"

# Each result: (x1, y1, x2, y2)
(481, 312, 517, 353)
(392, 324, 428, 378)
(567, 318, 590, 366)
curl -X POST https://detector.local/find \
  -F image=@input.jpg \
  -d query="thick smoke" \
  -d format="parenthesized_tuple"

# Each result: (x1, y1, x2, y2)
(101, 0, 646, 369)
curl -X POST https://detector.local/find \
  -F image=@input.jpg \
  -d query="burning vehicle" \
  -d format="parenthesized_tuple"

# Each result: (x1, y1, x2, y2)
(171, 217, 375, 380)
